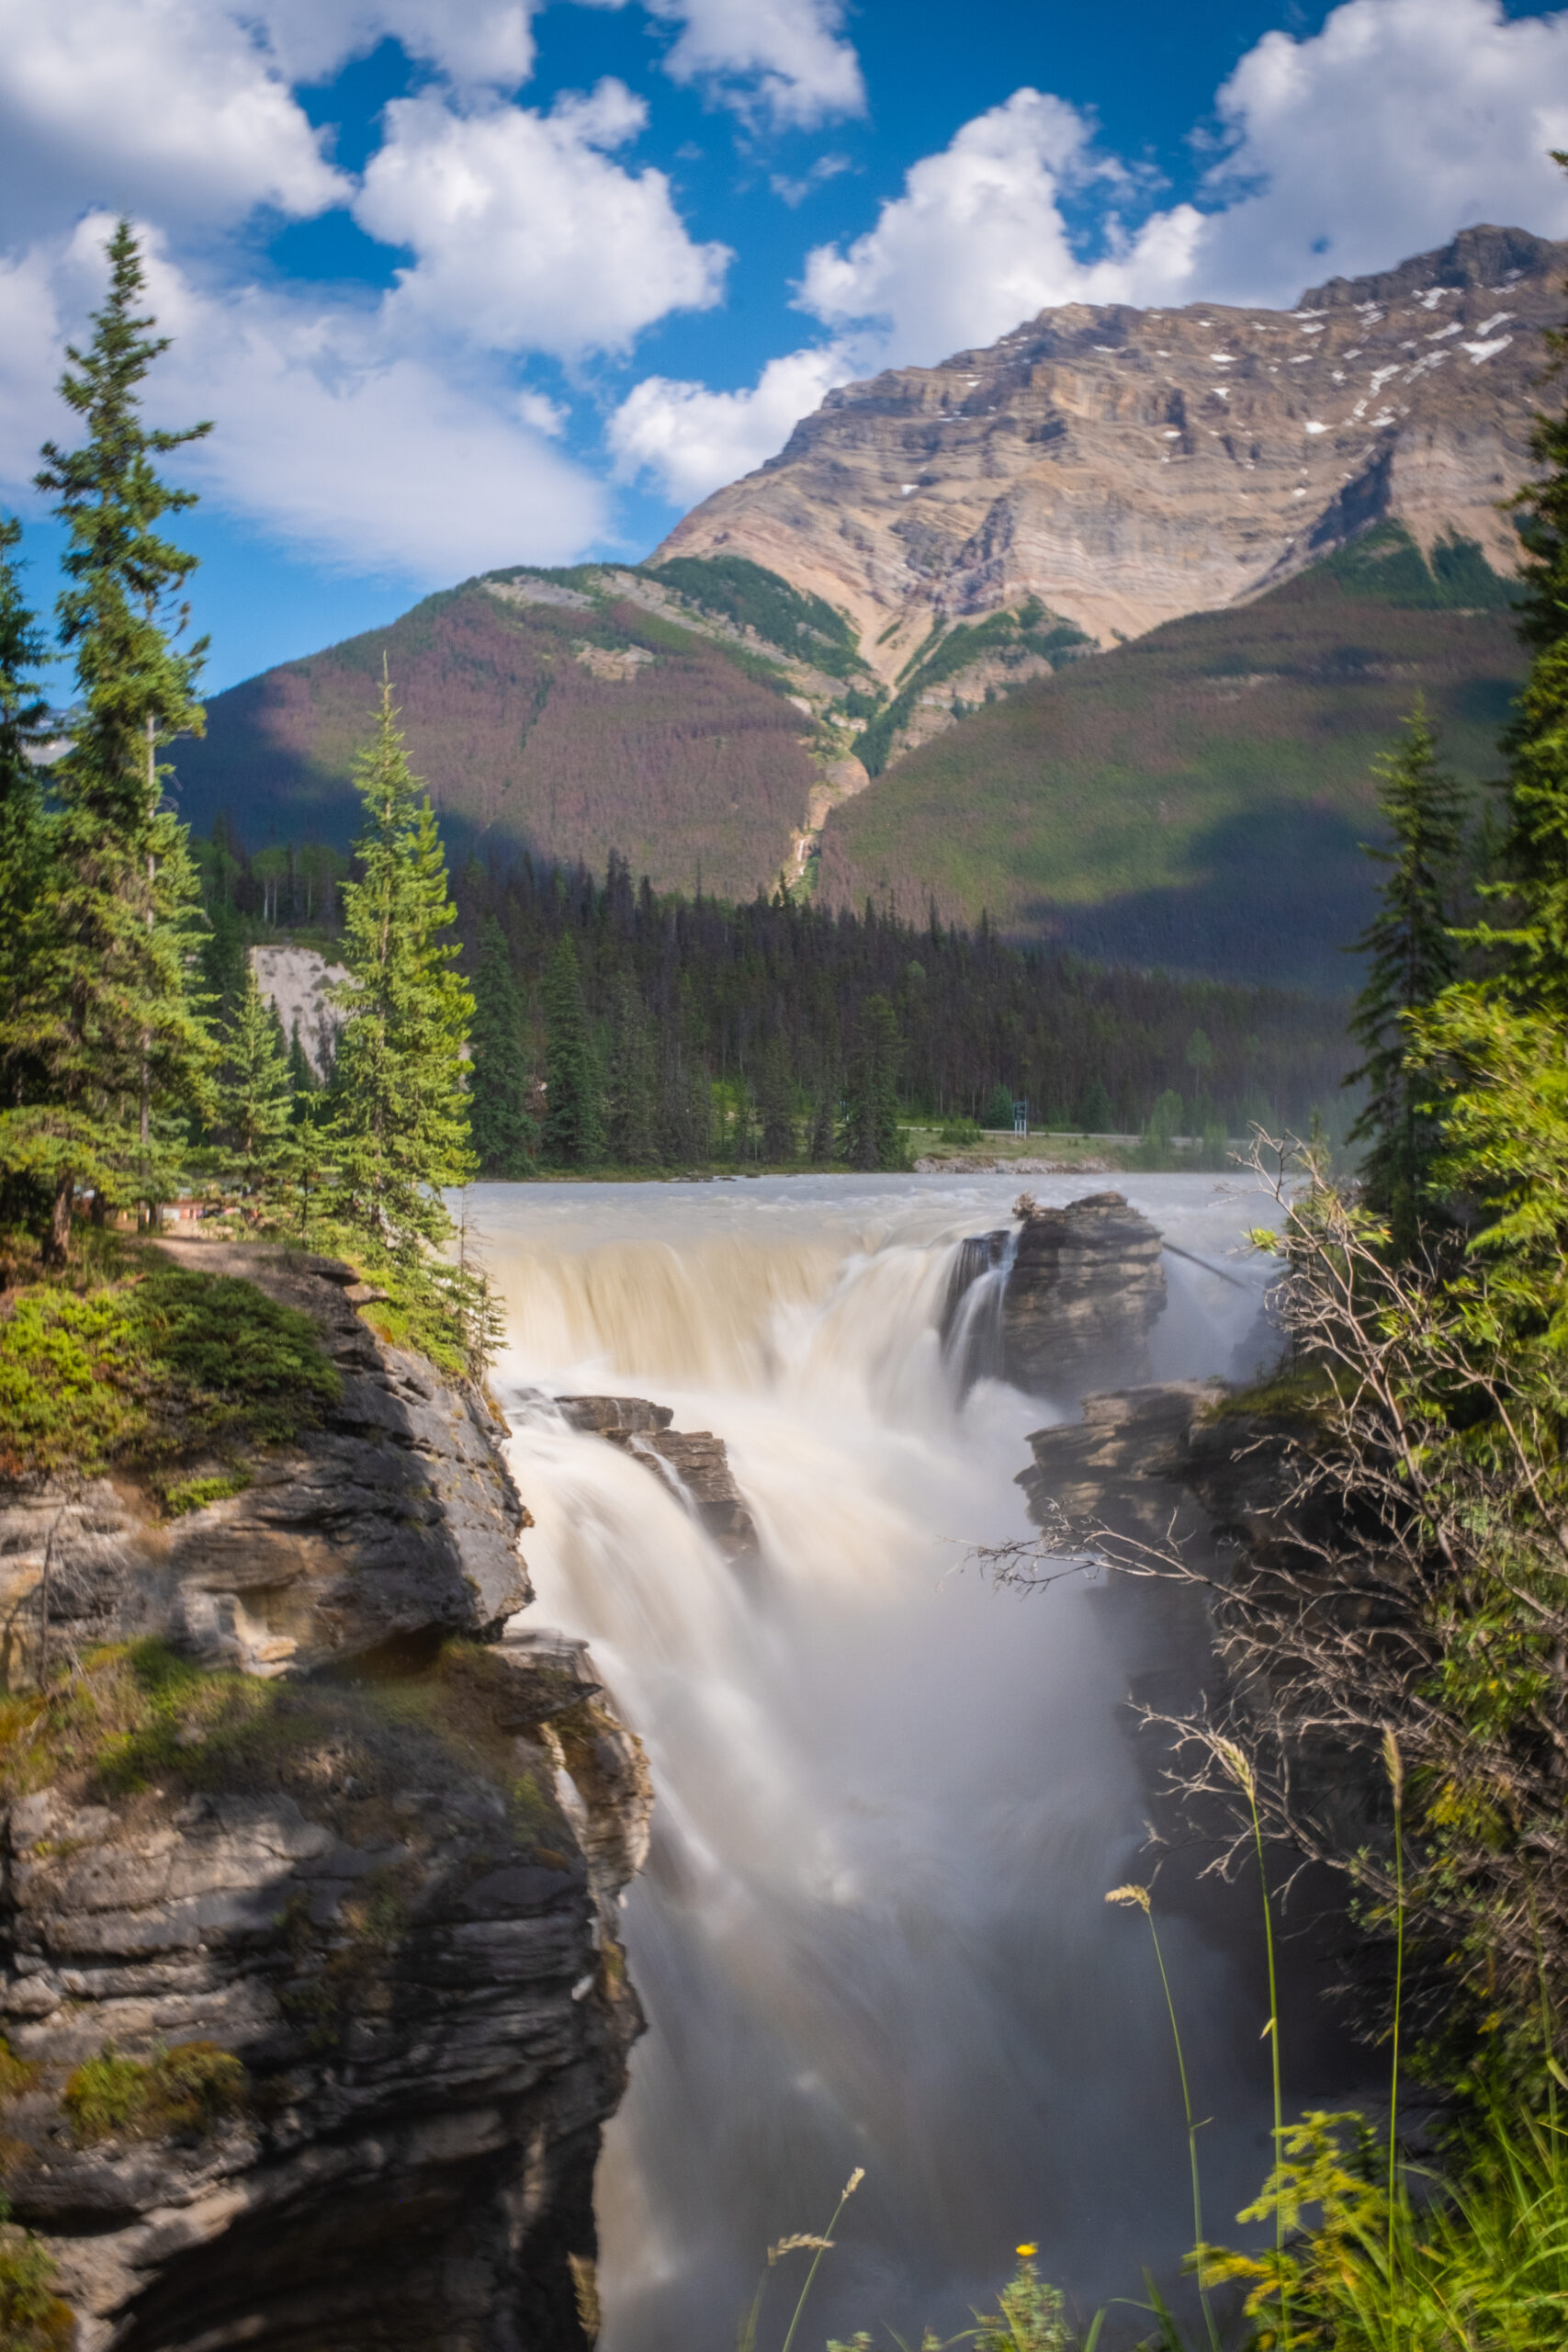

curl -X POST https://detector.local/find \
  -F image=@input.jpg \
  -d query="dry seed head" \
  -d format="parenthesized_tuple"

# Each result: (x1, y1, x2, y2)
(768, 2236, 833, 2265)
(1382, 1726, 1404, 1802)
(1213, 1736, 1256, 1798)
(1106, 1883, 1152, 1913)
(842, 2166, 865, 2198)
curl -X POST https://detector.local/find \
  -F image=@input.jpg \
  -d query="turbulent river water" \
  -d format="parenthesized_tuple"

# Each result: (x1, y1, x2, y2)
(467, 1172, 1307, 2352)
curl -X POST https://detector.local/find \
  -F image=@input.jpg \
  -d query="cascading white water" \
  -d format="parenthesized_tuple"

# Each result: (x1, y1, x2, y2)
(469, 1174, 1295, 2351)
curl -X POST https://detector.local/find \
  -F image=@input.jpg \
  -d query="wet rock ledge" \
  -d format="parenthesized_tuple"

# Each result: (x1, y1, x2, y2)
(0, 1244, 649, 2352)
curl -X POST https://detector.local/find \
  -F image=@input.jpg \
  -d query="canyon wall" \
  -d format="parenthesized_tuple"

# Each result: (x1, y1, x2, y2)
(0, 1246, 649, 2352)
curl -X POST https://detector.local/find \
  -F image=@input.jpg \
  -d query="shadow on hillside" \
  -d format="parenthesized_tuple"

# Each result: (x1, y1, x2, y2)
(1017, 801, 1375, 992)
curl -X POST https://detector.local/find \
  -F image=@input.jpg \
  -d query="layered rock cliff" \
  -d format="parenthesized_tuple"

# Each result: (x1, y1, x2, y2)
(999, 1193, 1167, 1396)
(0, 1245, 649, 2352)
(659, 223, 1558, 678)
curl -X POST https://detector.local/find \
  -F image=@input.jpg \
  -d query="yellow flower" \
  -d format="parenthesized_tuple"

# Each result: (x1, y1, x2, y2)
(1016, 2244, 1037, 2258)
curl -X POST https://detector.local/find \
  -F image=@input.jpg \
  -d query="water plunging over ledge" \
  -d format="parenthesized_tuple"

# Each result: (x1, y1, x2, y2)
(468, 1174, 1292, 2351)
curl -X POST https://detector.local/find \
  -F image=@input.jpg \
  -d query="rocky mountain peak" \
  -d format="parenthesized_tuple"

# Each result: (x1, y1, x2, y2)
(657, 225, 1563, 681)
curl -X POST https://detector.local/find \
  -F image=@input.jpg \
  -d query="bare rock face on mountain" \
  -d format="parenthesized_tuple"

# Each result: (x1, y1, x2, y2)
(557, 1396, 761, 1564)
(1001, 1193, 1166, 1396)
(0, 1251, 650, 2352)
(659, 224, 1559, 675)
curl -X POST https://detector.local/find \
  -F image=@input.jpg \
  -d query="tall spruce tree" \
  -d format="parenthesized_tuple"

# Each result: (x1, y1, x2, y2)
(1344, 699, 1467, 1251)
(216, 967, 292, 1204)
(542, 934, 604, 1166)
(606, 971, 659, 1166)
(330, 675, 475, 1251)
(757, 1038, 796, 1162)
(468, 915, 537, 1176)
(0, 517, 50, 1151)
(840, 995, 906, 1170)
(3, 223, 213, 1255)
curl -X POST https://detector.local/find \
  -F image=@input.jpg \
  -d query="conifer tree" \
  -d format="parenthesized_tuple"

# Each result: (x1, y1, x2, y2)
(286, 1019, 317, 1120)
(330, 674, 475, 1251)
(2, 223, 213, 1256)
(757, 1038, 796, 1162)
(216, 967, 292, 1204)
(1078, 1076, 1113, 1134)
(606, 970, 660, 1165)
(468, 916, 537, 1176)
(840, 995, 906, 1170)
(0, 517, 50, 1132)
(1344, 699, 1467, 1250)
(542, 934, 604, 1165)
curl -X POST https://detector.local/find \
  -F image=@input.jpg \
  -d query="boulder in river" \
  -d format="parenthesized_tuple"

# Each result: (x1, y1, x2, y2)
(558, 1396, 761, 1565)
(1001, 1191, 1166, 1396)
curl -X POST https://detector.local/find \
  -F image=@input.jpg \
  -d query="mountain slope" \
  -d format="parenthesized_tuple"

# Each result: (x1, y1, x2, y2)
(658, 224, 1558, 685)
(817, 524, 1524, 992)
(171, 565, 875, 900)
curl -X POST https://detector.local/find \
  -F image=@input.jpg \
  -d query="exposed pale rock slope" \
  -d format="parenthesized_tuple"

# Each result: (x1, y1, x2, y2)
(0, 1246, 649, 2352)
(659, 225, 1560, 678)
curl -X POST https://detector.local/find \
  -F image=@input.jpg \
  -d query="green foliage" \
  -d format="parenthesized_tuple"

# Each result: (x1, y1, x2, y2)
(648, 553, 865, 680)
(605, 970, 660, 1164)
(330, 673, 475, 1250)
(63, 2040, 247, 2143)
(3, 220, 215, 1250)
(839, 995, 907, 1170)
(0, 2217, 72, 2352)
(981, 1081, 1017, 1131)
(972, 2259, 1073, 2352)
(0, 1255, 340, 1482)
(856, 605, 1089, 777)
(1344, 698, 1468, 1251)
(1318, 519, 1518, 612)
(1077, 1078, 1113, 1133)
(542, 933, 606, 1165)
(214, 966, 293, 1201)
(468, 914, 537, 1176)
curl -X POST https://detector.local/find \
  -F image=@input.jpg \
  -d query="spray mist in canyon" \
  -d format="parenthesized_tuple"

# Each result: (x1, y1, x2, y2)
(469, 1174, 1305, 2351)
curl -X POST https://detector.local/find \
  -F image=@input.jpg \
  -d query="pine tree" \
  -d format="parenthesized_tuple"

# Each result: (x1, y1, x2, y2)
(606, 971, 660, 1165)
(840, 995, 906, 1170)
(541, 934, 604, 1166)
(1078, 1076, 1113, 1133)
(0, 516, 50, 1130)
(1345, 700, 1467, 1250)
(757, 1038, 796, 1162)
(216, 967, 292, 1204)
(2, 223, 213, 1257)
(468, 916, 537, 1176)
(330, 673, 475, 1252)
(287, 1019, 317, 1121)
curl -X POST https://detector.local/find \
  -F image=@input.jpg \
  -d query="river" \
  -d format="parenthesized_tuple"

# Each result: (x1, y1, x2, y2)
(467, 1172, 1312, 2351)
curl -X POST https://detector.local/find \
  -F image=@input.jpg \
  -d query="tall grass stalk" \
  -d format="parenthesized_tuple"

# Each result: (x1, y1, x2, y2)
(1216, 1738, 1290, 2351)
(1382, 1727, 1404, 2352)
(776, 2166, 865, 2352)
(1107, 1884, 1220, 2352)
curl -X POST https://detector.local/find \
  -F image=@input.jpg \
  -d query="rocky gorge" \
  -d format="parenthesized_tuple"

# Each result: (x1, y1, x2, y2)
(0, 1244, 650, 2352)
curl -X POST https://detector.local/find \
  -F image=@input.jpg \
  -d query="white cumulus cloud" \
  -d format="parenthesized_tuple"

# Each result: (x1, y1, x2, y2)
(0, 0, 346, 238)
(607, 341, 860, 504)
(1193, 0, 1568, 302)
(0, 217, 607, 584)
(642, 0, 863, 128)
(356, 82, 731, 357)
(795, 88, 1201, 364)
(256, 0, 538, 90)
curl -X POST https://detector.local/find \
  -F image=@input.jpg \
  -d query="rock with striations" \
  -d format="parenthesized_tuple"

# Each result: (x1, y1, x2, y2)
(658, 224, 1560, 675)
(0, 1248, 651, 2352)
(557, 1396, 761, 1565)
(1000, 1193, 1167, 1396)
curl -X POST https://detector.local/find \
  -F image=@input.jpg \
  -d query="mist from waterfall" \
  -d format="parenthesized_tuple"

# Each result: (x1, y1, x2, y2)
(469, 1174, 1297, 2351)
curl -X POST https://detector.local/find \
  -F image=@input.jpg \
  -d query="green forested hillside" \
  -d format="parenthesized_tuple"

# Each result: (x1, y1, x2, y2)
(170, 571, 834, 903)
(818, 526, 1525, 990)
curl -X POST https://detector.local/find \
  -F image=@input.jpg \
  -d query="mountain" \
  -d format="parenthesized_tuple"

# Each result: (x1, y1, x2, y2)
(175, 225, 1555, 958)
(170, 562, 877, 902)
(817, 522, 1524, 993)
(656, 223, 1558, 692)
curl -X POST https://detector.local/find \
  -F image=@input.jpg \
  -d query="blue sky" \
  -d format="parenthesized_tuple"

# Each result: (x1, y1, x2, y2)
(2, 0, 1566, 691)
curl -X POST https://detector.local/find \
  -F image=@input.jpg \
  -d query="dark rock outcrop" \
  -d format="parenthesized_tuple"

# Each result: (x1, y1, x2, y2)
(0, 1243, 531, 1685)
(0, 1247, 650, 2352)
(1000, 1193, 1166, 1396)
(557, 1396, 761, 1566)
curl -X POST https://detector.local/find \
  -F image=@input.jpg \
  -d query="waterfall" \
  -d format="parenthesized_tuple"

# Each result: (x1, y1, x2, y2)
(471, 1174, 1293, 2352)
